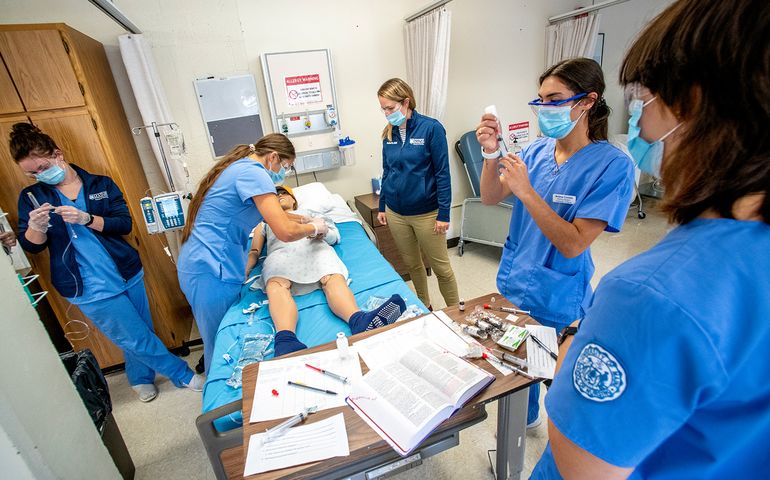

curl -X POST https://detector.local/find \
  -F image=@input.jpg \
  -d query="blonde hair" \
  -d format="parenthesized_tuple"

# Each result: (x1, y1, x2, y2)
(377, 78, 417, 142)
(181, 133, 295, 243)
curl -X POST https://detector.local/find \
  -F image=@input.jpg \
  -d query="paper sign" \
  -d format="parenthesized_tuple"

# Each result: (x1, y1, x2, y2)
(285, 74, 322, 106)
(508, 121, 529, 146)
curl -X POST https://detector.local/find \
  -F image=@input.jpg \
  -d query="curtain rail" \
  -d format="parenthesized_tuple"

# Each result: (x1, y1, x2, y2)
(548, 0, 631, 24)
(405, 0, 453, 22)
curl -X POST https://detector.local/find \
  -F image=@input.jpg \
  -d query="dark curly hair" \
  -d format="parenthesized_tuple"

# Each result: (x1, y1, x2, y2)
(9, 122, 59, 161)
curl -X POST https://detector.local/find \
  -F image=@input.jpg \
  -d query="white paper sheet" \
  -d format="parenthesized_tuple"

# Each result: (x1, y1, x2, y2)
(525, 325, 558, 379)
(355, 313, 470, 368)
(244, 413, 349, 476)
(251, 348, 363, 423)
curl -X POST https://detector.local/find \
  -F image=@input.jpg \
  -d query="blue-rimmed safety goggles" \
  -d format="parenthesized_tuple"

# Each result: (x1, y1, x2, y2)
(528, 93, 587, 112)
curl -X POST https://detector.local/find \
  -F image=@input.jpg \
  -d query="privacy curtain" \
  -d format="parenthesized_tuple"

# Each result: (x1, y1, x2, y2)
(545, 13, 602, 67)
(404, 7, 452, 121)
(118, 34, 189, 193)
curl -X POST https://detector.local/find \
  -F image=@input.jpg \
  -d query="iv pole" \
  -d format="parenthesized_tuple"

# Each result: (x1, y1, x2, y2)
(131, 121, 178, 192)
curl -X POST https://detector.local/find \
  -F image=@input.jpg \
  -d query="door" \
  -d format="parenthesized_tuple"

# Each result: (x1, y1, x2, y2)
(0, 60, 24, 114)
(0, 29, 85, 111)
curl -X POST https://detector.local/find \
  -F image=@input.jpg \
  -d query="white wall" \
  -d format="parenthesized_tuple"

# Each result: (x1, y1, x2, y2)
(0, 0, 671, 234)
(0, 258, 120, 479)
(597, 0, 675, 136)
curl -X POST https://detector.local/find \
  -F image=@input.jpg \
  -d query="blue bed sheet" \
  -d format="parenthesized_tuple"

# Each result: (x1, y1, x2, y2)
(202, 221, 427, 430)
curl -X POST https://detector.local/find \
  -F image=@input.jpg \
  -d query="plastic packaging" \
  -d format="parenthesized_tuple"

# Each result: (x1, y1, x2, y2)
(462, 324, 488, 340)
(226, 333, 274, 389)
(362, 295, 388, 311)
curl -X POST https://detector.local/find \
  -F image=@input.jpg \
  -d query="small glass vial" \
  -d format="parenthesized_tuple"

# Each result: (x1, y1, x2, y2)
(459, 299, 465, 312)
(476, 319, 493, 332)
(336, 332, 349, 358)
(462, 325, 488, 340)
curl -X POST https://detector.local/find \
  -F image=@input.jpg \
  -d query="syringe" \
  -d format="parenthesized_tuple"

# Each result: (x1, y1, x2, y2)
(483, 105, 509, 156)
(261, 405, 318, 443)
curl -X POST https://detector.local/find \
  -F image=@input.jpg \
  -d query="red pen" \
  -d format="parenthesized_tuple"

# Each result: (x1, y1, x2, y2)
(305, 363, 349, 384)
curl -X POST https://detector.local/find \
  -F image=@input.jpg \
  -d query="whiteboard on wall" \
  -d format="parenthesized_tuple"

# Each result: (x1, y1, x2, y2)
(194, 74, 264, 157)
(262, 49, 337, 120)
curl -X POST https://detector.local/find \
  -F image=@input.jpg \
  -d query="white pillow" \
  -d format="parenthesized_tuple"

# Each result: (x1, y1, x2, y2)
(292, 182, 332, 208)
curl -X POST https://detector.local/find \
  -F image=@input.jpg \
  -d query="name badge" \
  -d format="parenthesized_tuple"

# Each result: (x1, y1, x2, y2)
(89, 191, 109, 201)
(552, 193, 576, 205)
(409, 138, 425, 146)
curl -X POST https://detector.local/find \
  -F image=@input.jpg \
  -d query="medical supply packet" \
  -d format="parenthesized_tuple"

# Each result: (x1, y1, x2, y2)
(496, 325, 529, 352)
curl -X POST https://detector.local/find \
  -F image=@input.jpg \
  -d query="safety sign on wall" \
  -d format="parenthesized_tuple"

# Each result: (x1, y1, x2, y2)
(508, 121, 529, 145)
(285, 74, 322, 106)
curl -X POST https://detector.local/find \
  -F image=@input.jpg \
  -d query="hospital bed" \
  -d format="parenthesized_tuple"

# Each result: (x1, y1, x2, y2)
(195, 183, 429, 478)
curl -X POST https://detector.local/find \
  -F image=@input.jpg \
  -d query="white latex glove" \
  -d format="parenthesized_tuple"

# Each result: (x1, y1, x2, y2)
(308, 217, 329, 238)
(55, 205, 91, 225)
(28, 204, 53, 233)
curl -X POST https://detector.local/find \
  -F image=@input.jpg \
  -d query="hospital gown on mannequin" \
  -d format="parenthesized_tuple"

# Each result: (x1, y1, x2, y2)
(256, 210, 345, 295)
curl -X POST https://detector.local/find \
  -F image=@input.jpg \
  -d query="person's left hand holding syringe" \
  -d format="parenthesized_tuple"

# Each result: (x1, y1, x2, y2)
(498, 153, 535, 200)
(54, 205, 91, 225)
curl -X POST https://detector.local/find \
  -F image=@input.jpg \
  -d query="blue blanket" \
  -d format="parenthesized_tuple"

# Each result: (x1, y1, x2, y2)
(202, 221, 427, 430)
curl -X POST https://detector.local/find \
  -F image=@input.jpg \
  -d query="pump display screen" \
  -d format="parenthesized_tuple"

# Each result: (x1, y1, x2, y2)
(155, 195, 185, 229)
(157, 198, 181, 217)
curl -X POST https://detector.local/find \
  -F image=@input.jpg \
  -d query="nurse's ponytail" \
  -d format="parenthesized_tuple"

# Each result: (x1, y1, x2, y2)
(181, 133, 295, 243)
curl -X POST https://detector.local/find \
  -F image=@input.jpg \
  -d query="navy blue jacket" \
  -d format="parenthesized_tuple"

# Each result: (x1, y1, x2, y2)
(379, 110, 452, 222)
(17, 164, 141, 297)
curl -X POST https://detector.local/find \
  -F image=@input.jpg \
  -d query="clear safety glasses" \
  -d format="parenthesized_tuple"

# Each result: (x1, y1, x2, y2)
(528, 92, 587, 115)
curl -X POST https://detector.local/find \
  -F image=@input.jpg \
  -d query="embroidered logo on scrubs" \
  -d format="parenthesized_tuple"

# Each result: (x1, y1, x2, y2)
(89, 191, 108, 201)
(409, 138, 425, 146)
(573, 343, 626, 402)
(552, 193, 576, 205)
(386, 141, 398, 145)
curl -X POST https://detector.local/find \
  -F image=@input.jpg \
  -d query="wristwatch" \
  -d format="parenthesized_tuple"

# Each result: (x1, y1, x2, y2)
(558, 325, 579, 346)
(84, 213, 94, 226)
(480, 146, 501, 160)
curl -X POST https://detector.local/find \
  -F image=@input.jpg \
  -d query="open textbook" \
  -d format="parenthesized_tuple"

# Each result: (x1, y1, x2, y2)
(346, 340, 495, 456)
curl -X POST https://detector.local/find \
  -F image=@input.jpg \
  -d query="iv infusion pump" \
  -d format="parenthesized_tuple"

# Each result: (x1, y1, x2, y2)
(140, 192, 186, 234)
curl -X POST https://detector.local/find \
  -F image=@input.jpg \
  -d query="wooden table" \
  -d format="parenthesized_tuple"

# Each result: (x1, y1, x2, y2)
(230, 293, 541, 479)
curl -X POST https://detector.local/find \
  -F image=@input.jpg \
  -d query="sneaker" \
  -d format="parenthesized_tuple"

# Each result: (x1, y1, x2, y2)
(527, 415, 543, 430)
(132, 383, 158, 402)
(183, 373, 206, 392)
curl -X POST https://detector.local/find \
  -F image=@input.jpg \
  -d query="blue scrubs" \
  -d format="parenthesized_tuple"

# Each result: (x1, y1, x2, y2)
(58, 190, 193, 387)
(497, 137, 634, 422)
(177, 159, 276, 372)
(532, 219, 770, 479)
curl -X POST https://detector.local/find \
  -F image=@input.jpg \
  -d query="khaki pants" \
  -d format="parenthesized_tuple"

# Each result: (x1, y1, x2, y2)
(386, 208, 459, 307)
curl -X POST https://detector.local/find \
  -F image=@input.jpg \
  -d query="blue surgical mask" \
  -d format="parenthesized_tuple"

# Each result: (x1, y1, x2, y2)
(627, 98, 681, 177)
(386, 109, 406, 126)
(265, 156, 290, 185)
(267, 166, 286, 185)
(535, 103, 585, 140)
(35, 163, 66, 185)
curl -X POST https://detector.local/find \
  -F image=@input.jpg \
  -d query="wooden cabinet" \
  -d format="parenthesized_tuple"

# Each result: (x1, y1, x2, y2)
(354, 193, 431, 281)
(0, 24, 192, 368)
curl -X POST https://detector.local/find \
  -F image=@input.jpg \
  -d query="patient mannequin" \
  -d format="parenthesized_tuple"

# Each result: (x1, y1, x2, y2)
(246, 185, 406, 357)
